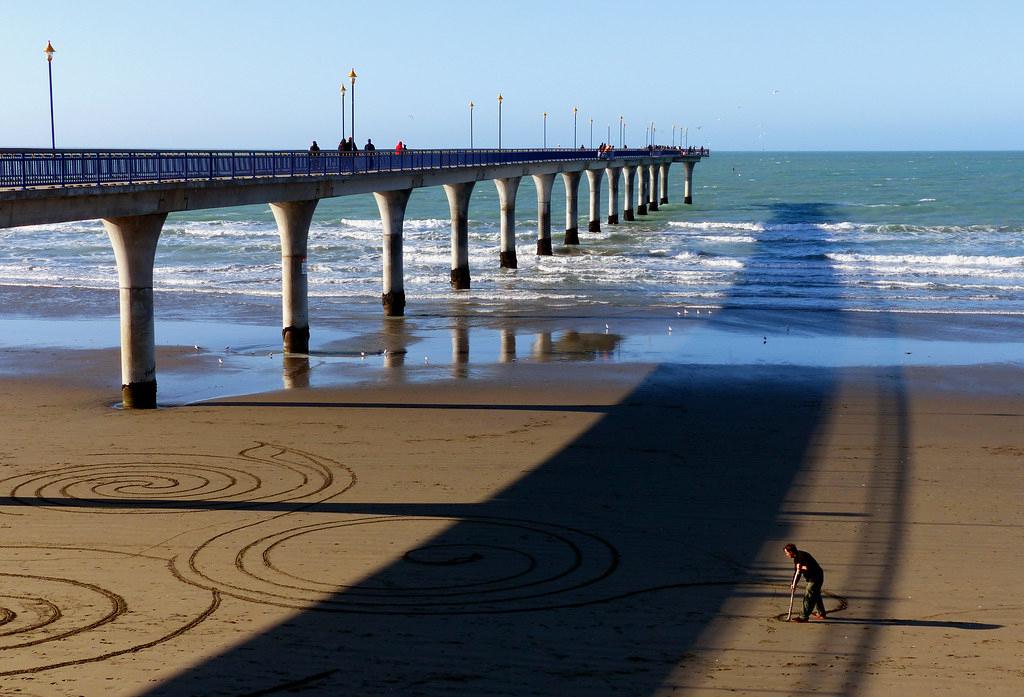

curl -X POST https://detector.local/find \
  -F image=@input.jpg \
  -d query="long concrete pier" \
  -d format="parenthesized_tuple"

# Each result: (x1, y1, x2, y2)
(1, 147, 707, 407)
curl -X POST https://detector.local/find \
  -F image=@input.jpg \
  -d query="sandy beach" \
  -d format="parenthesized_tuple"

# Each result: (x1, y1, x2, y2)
(1, 321, 1021, 696)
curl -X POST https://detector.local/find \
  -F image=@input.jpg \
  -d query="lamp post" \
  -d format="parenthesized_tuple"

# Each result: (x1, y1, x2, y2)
(607, 124, 611, 145)
(348, 69, 357, 145)
(543, 111, 547, 148)
(469, 101, 475, 149)
(497, 93, 503, 149)
(44, 41, 56, 150)
(573, 106, 578, 148)
(339, 83, 347, 142)
(589, 117, 593, 148)
(651, 122, 656, 147)
(619, 115, 623, 147)
(672, 124, 676, 147)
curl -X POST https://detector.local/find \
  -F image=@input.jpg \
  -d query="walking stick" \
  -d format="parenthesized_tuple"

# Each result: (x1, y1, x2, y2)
(786, 568, 800, 621)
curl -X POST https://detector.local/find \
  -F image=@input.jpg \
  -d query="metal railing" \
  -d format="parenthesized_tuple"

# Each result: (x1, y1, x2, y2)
(0, 147, 705, 190)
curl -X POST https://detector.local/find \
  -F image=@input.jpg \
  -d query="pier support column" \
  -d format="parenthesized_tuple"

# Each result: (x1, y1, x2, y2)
(561, 171, 581, 244)
(585, 168, 604, 233)
(494, 177, 521, 268)
(647, 164, 659, 211)
(532, 173, 554, 255)
(622, 165, 636, 221)
(103, 212, 167, 409)
(443, 182, 475, 289)
(684, 161, 695, 204)
(606, 167, 621, 224)
(636, 165, 648, 215)
(374, 189, 413, 316)
(659, 163, 670, 204)
(270, 199, 318, 354)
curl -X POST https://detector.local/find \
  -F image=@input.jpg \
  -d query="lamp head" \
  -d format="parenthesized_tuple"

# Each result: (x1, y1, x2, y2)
(497, 93, 503, 103)
(44, 40, 56, 62)
(340, 84, 346, 96)
(348, 69, 357, 84)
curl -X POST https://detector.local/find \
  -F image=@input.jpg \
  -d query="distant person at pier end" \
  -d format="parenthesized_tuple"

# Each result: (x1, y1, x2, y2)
(308, 140, 320, 155)
(395, 140, 405, 154)
(365, 139, 376, 169)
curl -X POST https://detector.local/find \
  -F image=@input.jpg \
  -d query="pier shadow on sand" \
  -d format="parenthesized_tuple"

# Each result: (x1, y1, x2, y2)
(102, 202, 919, 695)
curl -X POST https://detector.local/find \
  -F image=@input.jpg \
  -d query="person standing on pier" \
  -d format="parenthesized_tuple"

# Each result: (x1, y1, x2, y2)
(365, 139, 376, 169)
(308, 140, 320, 155)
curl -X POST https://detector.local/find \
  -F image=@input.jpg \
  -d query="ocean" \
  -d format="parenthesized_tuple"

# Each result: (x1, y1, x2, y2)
(2, 151, 1023, 399)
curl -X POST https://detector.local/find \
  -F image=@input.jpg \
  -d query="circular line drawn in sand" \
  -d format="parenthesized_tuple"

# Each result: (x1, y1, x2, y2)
(0, 549, 218, 677)
(180, 515, 619, 614)
(0, 443, 356, 514)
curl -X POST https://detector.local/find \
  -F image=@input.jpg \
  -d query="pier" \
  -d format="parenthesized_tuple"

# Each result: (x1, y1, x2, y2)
(0, 146, 707, 407)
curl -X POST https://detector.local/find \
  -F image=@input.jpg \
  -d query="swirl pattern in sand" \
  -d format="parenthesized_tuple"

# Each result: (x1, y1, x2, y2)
(179, 515, 618, 614)
(0, 443, 355, 513)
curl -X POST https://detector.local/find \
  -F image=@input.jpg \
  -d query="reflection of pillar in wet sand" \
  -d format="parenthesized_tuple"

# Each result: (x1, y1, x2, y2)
(374, 189, 413, 316)
(282, 355, 311, 389)
(271, 199, 318, 354)
(500, 327, 516, 363)
(103, 212, 167, 408)
(383, 317, 408, 368)
(443, 181, 475, 289)
(532, 332, 553, 362)
(452, 316, 469, 378)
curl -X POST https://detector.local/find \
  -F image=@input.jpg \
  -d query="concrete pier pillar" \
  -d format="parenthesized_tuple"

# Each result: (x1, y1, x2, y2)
(606, 167, 621, 224)
(373, 189, 413, 316)
(443, 182, 475, 289)
(270, 199, 318, 354)
(636, 165, 648, 215)
(561, 171, 581, 244)
(532, 173, 555, 255)
(684, 161, 695, 204)
(622, 165, 636, 221)
(659, 163, 670, 204)
(494, 177, 521, 268)
(103, 212, 168, 408)
(585, 168, 604, 233)
(647, 164, 659, 211)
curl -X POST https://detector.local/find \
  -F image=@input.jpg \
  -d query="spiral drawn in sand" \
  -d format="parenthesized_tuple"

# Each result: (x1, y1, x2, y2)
(0, 443, 356, 513)
(181, 515, 618, 614)
(0, 550, 217, 677)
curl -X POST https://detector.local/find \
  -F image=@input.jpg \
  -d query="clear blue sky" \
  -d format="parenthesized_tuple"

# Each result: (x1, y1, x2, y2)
(2, 0, 1022, 150)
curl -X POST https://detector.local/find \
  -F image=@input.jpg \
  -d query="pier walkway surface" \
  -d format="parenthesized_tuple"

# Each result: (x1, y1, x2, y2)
(0, 147, 708, 407)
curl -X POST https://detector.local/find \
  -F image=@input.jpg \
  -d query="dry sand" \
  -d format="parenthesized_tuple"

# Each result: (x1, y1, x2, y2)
(0, 348, 1021, 696)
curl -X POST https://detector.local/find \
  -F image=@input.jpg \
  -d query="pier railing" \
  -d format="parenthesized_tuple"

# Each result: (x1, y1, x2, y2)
(0, 147, 705, 190)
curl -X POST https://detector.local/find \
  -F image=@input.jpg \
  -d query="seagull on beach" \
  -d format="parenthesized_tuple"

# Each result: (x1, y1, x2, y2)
(193, 344, 201, 351)
(218, 358, 224, 365)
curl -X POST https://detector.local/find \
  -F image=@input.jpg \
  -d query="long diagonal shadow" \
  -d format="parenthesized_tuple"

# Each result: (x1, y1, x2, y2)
(116, 201, 923, 695)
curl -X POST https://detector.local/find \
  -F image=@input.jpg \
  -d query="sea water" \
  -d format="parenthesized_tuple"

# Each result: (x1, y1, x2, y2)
(1, 151, 1023, 395)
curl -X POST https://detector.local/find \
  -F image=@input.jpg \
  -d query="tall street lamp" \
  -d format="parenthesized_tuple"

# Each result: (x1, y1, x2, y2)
(573, 106, 578, 148)
(469, 101, 475, 149)
(672, 124, 676, 147)
(543, 112, 547, 148)
(44, 41, 56, 150)
(497, 93, 503, 149)
(619, 115, 624, 147)
(607, 124, 611, 145)
(589, 117, 593, 148)
(339, 83, 347, 142)
(348, 69, 357, 145)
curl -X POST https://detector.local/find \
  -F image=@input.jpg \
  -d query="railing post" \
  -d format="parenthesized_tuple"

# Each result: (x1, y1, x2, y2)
(20, 153, 27, 189)
(128, 152, 134, 185)
(59, 152, 66, 187)
(209, 151, 214, 180)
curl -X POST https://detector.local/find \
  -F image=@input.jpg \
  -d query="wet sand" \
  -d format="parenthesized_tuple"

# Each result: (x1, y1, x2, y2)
(0, 335, 1021, 695)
